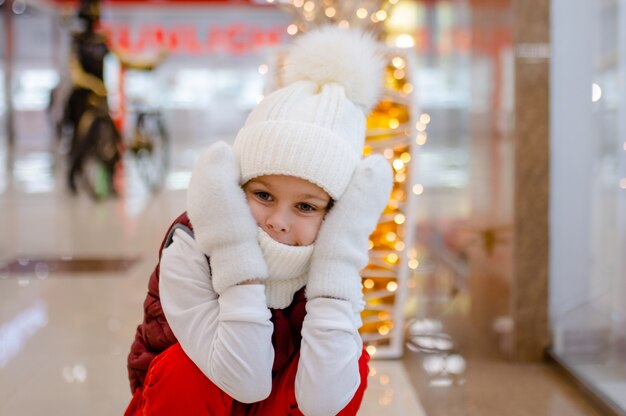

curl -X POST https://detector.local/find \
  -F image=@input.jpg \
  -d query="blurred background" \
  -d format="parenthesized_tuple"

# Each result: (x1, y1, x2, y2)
(1, 0, 625, 414)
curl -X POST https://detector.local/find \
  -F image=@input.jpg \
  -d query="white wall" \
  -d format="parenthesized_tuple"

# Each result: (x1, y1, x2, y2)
(549, 0, 595, 324)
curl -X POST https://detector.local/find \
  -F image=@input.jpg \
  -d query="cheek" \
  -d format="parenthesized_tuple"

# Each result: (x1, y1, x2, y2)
(245, 197, 265, 226)
(312, 216, 325, 237)
(298, 215, 325, 245)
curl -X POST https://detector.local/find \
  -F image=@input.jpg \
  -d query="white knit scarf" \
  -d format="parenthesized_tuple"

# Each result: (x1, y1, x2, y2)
(257, 228, 313, 309)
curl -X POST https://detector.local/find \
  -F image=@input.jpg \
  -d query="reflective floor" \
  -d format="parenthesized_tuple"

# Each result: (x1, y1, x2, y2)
(0, 131, 605, 415)
(400, 244, 604, 416)
(0, 141, 427, 415)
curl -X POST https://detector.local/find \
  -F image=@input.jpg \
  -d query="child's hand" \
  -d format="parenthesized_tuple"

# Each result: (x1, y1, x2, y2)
(187, 141, 268, 294)
(306, 155, 392, 305)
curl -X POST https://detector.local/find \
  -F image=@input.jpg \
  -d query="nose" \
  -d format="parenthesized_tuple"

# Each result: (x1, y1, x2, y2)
(266, 209, 290, 233)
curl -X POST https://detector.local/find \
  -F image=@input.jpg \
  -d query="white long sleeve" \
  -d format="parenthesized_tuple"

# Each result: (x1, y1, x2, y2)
(296, 298, 364, 416)
(159, 229, 364, 412)
(159, 229, 274, 403)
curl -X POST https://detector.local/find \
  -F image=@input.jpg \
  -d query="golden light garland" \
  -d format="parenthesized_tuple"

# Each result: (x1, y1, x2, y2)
(360, 50, 423, 358)
(271, 0, 394, 37)
(262, 0, 426, 358)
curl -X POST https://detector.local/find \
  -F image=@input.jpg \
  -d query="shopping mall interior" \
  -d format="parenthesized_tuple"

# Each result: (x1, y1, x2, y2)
(1, 0, 625, 414)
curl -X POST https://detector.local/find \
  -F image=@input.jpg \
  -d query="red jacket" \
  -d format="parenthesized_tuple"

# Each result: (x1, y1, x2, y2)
(126, 212, 188, 392)
(126, 212, 368, 415)
(126, 212, 308, 393)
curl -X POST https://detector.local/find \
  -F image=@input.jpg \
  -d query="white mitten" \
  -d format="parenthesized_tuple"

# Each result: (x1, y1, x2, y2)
(186, 141, 268, 294)
(306, 155, 393, 305)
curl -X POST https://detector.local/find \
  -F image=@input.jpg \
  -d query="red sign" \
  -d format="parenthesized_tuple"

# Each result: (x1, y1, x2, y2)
(101, 22, 287, 55)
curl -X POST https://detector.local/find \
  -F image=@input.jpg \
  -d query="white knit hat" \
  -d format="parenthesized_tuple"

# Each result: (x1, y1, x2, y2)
(234, 26, 384, 200)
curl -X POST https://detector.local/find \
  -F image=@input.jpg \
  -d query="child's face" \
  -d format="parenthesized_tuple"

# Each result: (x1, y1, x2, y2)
(243, 175, 331, 246)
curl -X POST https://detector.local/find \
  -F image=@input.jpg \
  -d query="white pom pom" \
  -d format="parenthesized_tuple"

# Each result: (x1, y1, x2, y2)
(283, 26, 384, 112)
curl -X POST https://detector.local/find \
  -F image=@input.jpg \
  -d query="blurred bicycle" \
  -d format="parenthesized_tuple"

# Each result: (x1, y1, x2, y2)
(125, 99, 170, 193)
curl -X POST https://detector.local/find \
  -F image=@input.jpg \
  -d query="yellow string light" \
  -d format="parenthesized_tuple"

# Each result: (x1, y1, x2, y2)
(386, 253, 399, 264)
(392, 159, 404, 171)
(363, 279, 375, 289)
(287, 24, 298, 35)
(392, 56, 405, 69)
(393, 69, 405, 79)
(386, 281, 398, 292)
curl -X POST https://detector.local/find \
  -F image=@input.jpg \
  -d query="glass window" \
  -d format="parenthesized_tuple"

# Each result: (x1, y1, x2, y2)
(551, 0, 626, 412)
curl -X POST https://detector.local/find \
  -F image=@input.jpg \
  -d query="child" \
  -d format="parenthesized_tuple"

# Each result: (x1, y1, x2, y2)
(125, 26, 392, 415)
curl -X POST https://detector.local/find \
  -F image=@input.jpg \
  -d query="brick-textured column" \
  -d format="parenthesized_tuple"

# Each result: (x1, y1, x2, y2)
(511, 0, 551, 361)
